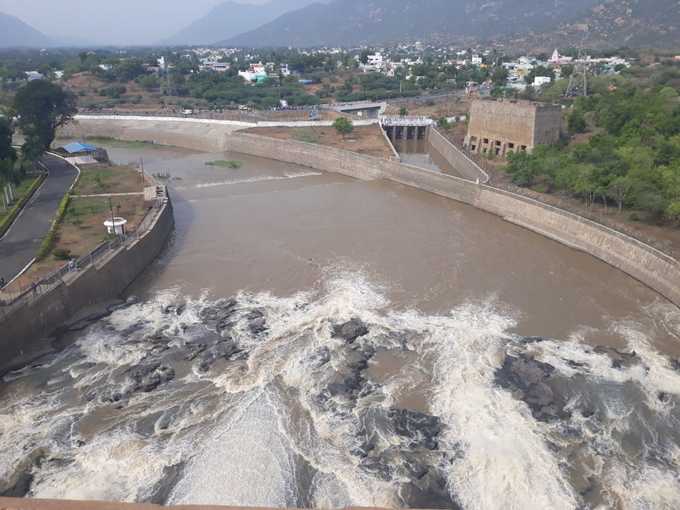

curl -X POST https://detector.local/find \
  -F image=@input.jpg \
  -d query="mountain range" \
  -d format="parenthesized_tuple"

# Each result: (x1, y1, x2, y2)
(163, 0, 324, 46)
(0, 12, 51, 48)
(223, 0, 680, 49)
(1, 0, 679, 49)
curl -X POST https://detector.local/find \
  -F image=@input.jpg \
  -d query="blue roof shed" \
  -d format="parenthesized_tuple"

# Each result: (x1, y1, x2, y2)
(63, 142, 98, 154)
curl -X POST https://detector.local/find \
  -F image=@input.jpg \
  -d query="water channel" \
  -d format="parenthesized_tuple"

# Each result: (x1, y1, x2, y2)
(1, 142, 679, 509)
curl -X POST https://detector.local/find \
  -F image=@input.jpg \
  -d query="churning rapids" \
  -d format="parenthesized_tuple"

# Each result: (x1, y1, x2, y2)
(2, 144, 680, 510)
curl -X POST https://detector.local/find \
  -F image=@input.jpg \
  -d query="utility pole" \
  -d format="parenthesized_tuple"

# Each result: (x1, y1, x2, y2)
(108, 197, 116, 237)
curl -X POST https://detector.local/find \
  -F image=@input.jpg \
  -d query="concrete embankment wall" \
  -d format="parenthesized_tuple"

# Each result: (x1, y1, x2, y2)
(0, 197, 174, 374)
(61, 116, 680, 307)
(225, 132, 680, 307)
(61, 115, 380, 152)
(62, 116, 255, 152)
(426, 127, 488, 183)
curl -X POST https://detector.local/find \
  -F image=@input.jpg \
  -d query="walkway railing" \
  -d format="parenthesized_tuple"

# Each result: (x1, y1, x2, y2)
(0, 196, 165, 316)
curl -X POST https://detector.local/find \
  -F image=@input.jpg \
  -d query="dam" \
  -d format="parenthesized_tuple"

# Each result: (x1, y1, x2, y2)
(1, 117, 680, 509)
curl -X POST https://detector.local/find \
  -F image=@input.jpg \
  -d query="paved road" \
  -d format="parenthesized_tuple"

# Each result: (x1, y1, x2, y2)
(0, 154, 78, 286)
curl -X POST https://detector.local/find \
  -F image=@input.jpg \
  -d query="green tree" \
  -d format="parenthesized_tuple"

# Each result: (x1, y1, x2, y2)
(333, 117, 354, 139)
(399, 107, 408, 117)
(14, 80, 77, 160)
(567, 109, 587, 134)
(491, 66, 509, 87)
(137, 74, 160, 91)
(0, 117, 14, 162)
(0, 116, 17, 184)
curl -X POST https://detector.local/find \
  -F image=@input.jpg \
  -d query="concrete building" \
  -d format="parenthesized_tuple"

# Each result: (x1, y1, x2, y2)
(464, 99, 562, 156)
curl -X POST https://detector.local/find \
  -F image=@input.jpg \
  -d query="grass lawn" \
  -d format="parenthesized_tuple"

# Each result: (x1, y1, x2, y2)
(83, 136, 174, 149)
(7, 195, 150, 291)
(73, 165, 144, 195)
(0, 175, 42, 225)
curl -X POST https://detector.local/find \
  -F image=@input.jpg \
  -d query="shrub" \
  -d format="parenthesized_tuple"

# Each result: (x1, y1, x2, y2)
(53, 248, 72, 260)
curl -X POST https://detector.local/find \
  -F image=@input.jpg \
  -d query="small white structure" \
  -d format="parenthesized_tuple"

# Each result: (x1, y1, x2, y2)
(533, 76, 552, 87)
(104, 217, 127, 235)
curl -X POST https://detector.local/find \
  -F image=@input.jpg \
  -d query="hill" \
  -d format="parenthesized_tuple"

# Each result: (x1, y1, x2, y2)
(0, 12, 51, 48)
(504, 0, 680, 50)
(223, 0, 680, 49)
(163, 0, 322, 46)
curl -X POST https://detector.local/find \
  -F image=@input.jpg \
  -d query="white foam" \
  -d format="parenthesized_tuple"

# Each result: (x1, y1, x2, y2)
(421, 303, 578, 510)
(169, 389, 300, 507)
(174, 171, 323, 190)
(30, 430, 179, 502)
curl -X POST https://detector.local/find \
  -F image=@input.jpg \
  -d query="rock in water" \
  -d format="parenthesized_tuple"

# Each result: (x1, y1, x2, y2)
(495, 353, 569, 422)
(126, 363, 175, 393)
(332, 318, 369, 343)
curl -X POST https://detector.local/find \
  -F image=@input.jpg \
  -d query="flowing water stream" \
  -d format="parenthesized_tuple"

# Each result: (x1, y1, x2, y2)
(1, 143, 679, 509)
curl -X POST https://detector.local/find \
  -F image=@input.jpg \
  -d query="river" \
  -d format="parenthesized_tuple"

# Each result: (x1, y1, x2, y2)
(1, 142, 679, 509)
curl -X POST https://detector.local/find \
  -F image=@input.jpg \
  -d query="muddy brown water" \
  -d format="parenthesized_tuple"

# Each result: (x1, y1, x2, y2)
(1, 141, 679, 510)
(120, 144, 674, 351)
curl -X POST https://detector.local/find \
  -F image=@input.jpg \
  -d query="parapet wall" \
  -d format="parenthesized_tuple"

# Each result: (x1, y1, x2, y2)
(0, 196, 175, 374)
(226, 132, 680, 308)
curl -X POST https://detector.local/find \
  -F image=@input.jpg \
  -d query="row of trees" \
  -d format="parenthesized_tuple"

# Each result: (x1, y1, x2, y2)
(506, 84, 680, 222)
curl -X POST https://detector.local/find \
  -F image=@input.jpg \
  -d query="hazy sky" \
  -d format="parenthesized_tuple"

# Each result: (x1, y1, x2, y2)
(0, 0, 265, 45)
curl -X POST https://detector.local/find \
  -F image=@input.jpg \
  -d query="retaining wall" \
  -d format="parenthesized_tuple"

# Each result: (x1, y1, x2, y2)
(60, 116, 680, 307)
(426, 128, 489, 183)
(0, 197, 174, 374)
(226, 132, 680, 307)
(62, 116, 255, 152)
(60, 116, 379, 152)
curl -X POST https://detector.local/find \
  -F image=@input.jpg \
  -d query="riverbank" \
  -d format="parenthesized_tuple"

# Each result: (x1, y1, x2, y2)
(437, 125, 680, 259)
(4, 161, 149, 293)
(60, 116, 680, 308)
(0, 183, 174, 375)
(244, 125, 395, 160)
(225, 131, 680, 308)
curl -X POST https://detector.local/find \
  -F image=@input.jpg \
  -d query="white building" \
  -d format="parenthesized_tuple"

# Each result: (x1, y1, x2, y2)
(25, 71, 44, 81)
(471, 55, 483, 66)
(533, 76, 552, 87)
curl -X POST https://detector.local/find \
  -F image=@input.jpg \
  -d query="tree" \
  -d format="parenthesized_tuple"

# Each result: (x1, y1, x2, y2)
(399, 107, 408, 117)
(567, 109, 587, 134)
(333, 117, 354, 139)
(0, 116, 17, 184)
(0, 117, 14, 162)
(137, 74, 160, 91)
(14, 80, 77, 159)
(491, 66, 509, 87)
(437, 117, 451, 130)
(607, 176, 633, 213)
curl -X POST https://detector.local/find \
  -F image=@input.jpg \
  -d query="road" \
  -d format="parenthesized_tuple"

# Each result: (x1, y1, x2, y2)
(0, 154, 78, 286)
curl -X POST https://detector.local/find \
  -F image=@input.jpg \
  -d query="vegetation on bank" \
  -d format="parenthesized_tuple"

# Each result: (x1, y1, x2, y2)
(36, 192, 71, 260)
(505, 84, 680, 223)
(205, 160, 242, 169)
(0, 174, 45, 237)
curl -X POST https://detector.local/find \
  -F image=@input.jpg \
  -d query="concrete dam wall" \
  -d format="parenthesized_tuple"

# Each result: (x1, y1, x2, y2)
(0, 195, 175, 374)
(63, 116, 680, 308)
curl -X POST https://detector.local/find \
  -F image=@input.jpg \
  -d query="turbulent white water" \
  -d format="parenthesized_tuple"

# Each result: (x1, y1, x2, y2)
(173, 171, 324, 191)
(1, 272, 679, 509)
